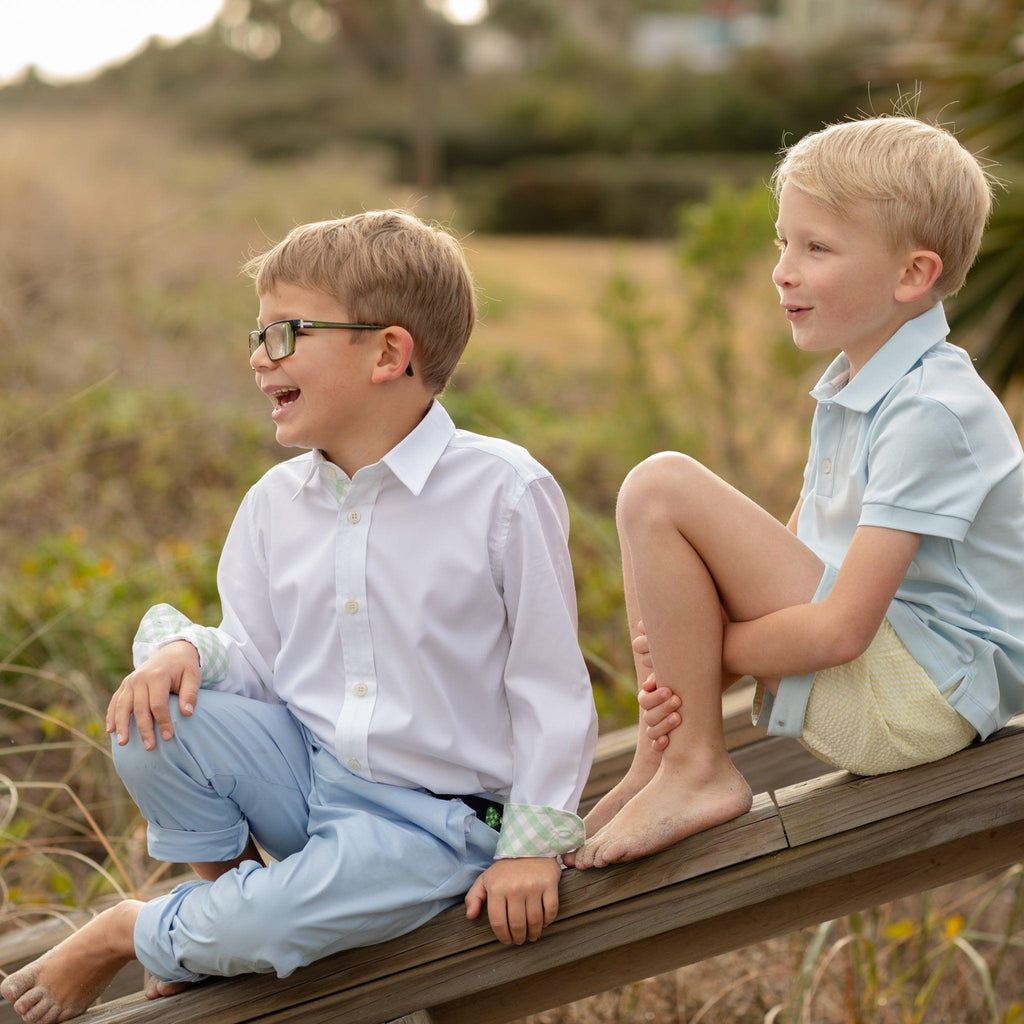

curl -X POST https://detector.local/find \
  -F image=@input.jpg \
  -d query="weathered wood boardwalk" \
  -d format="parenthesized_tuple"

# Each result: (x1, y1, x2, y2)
(3, 689, 1023, 1024)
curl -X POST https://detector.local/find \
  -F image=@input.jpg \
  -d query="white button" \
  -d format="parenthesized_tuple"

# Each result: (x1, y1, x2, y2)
(353, 682, 368, 697)
(347, 758, 361, 772)
(347, 510, 361, 524)
(324, 466, 337, 480)
(345, 600, 359, 615)
(822, 458, 832, 474)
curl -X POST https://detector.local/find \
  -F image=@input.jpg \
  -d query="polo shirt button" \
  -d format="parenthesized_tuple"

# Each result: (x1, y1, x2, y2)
(324, 466, 337, 480)
(822, 458, 832, 474)
(353, 682, 368, 697)
(345, 600, 360, 615)
(347, 510, 361, 524)
(347, 758, 361, 772)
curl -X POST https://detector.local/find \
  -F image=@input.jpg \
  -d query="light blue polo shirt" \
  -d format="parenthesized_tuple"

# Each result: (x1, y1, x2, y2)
(757, 303, 1024, 741)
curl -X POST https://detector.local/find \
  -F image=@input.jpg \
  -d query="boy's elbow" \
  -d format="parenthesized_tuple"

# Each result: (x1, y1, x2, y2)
(823, 618, 872, 667)
(819, 610, 875, 667)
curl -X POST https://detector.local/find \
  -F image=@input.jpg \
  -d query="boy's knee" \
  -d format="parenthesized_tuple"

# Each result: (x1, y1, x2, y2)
(618, 452, 701, 525)
(109, 702, 191, 781)
(110, 729, 155, 785)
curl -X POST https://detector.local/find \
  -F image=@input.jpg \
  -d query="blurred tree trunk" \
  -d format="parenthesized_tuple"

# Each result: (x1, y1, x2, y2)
(408, 0, 439, 196)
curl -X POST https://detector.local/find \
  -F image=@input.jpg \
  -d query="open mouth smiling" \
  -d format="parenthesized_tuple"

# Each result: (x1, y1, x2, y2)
(268, 387, 301, 408)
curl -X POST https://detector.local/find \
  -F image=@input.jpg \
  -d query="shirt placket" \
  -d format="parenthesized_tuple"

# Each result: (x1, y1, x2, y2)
(332, 468, 382, 779)
(815, 401, 842, 499)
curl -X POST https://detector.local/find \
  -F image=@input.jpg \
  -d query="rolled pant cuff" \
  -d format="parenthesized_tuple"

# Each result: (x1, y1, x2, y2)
(134, 887, 209, 984)
(147, 817, 250, 863)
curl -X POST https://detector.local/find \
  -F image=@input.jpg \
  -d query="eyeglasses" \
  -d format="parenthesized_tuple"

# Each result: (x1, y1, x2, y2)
(249, 319, 414, 376)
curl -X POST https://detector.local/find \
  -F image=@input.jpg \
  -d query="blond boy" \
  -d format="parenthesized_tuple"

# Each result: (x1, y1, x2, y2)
(570, 116, 1024, 869)
(3, 211, 597, 1021)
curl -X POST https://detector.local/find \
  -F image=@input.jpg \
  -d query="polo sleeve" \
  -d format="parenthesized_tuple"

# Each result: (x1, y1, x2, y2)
(860, 395, 988, 541)
(494, 474, 598, 858)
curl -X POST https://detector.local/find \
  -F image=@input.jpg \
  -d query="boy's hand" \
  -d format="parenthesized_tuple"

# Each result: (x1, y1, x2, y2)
(634, 619, 680, 750)
(464, 856, 562, 945)
(106, 640, 201, 751)
(638, 675, 681, 750)
(632, 619, 654, 670)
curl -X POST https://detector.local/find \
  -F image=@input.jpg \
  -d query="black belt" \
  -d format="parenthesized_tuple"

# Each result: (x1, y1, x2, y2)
(434, 793, 503, 830)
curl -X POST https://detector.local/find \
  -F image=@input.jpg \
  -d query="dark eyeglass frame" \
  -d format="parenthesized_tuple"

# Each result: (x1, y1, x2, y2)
(248, 319, 414, 376)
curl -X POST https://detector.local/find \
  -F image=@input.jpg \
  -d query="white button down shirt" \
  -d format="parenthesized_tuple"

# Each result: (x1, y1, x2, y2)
(134, 401, 598, 856)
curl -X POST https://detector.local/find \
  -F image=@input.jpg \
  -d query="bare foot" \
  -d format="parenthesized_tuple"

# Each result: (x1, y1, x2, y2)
(573, 757, 752, 869)
(144, 973, 192, 1000)
(563, 756, 661, 868)
(1, 901, 142, 1023)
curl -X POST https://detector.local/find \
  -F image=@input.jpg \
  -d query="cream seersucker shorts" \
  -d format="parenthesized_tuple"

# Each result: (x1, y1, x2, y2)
(795, 619, 977, 776)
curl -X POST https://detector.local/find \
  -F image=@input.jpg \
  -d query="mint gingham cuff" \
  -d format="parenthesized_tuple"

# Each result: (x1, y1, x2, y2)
(494, 804, 585, 858)
(135, 604, 229, 689)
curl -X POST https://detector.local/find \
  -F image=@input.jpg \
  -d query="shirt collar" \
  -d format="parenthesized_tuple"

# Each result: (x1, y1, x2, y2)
(290, 400, 456, 500)
(380, 399, 456, 495)
(810, 303, 949, 412)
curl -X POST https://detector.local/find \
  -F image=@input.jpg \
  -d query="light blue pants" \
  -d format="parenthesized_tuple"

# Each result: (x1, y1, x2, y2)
(112, 690, 498, 983)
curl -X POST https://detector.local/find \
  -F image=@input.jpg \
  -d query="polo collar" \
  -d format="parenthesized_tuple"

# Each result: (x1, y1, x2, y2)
(291, 400, 456, 500)
(810, 303, 949, 412)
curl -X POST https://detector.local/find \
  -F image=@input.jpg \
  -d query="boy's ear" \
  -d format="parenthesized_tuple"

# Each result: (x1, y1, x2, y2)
(370, 326, 415, 383)
(895, 250, 943, 304)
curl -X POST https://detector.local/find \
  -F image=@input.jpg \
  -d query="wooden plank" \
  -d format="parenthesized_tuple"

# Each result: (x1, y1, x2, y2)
(78, 795, 786, 1024)
(429, 807, 1024, 1023)
(776, 713, 1024, 846)
(235, 772, 1024, 1024)
(731, 735, 824, 793)
(386, 1013, 436, 1024)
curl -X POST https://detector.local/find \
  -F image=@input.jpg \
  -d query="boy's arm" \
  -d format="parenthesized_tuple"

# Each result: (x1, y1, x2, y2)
(723, 525, 920, 680)
(111, 490, 280, 746)
(495, 475, 598, 842)
(466, 475, 597, 942)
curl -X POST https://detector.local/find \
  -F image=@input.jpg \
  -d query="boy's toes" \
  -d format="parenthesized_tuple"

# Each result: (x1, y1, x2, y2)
(2, 973, 31, 1003)
(573, 840, 599, 870)
(17, 991, 49, 1024)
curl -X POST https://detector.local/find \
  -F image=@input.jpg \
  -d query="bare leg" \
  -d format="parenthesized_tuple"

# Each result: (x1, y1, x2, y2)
(190, 836, 265, 881)
(575, 454, 823, 869)
(1, 901, 141, 1023)
(580, 540, 668, 834)
(143, 837, 268, 999)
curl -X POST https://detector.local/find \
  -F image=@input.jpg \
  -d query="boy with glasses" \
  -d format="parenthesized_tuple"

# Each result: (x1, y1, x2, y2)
(2, 210, 597, 1022)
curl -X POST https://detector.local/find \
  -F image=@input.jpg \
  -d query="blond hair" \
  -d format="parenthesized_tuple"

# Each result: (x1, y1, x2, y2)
(243, 211, 477, 394)
(772, 116, 993, 298)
